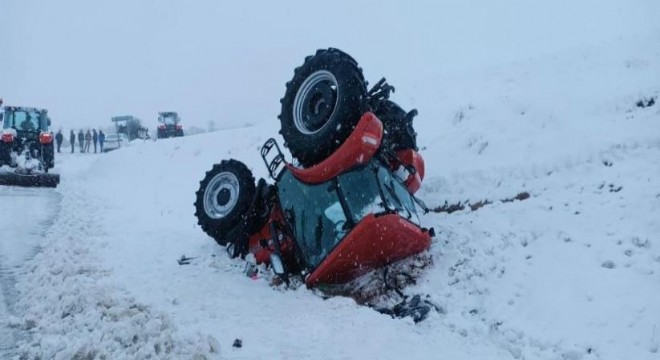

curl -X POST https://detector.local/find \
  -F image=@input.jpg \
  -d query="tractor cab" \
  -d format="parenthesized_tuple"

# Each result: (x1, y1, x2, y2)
(2, 106, 50, 135)
(157, 112, 184, 139)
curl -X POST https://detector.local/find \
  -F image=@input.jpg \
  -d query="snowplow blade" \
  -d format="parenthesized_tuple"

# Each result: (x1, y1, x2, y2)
(0, 172, 60, 188)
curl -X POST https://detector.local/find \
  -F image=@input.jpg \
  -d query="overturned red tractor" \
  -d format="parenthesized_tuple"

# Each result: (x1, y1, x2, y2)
(194, 48, 433, 286)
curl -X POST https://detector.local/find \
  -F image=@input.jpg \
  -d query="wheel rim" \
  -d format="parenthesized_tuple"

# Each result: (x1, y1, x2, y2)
(293, 70, 339, 135)
(203, 172, 240, 219)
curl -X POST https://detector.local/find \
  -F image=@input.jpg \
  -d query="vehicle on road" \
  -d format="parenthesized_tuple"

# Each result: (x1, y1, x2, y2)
(0, 104, 60, 187)
(157, 112, 184, 139)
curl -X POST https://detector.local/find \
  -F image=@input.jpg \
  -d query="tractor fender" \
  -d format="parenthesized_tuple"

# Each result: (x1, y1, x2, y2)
(286, 112, 383, 184)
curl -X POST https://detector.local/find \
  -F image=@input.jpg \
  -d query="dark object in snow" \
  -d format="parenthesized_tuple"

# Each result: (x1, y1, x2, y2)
(502, 191, 530, 202)
(0, 172, 60, 188)
(244, 263, 258, 278)
(431, 192, 531, 214)
(635, 97, 656, 108)
(177, 255, 196, 265)
(317, 253, 439, 322)
(601, 260, 616, 269)
(375, 294, 441, 323)
(232, 339, 242, 348)
(608, 184, 623, 193)
(194, 48, 432, 288)
(0, 105, 60, 188)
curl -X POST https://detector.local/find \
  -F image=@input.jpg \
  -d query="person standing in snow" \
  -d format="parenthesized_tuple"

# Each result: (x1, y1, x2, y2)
(78, 130, 84, 153)
(84, 130, 92, 153)
(69, 130, 75, 153)
(55, 130, 64, 153)
(98, 130, 105, 153)
(92, 129, 98, 153)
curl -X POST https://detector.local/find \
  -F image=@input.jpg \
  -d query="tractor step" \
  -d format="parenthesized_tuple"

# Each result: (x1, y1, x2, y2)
(260, 138, 286, 179)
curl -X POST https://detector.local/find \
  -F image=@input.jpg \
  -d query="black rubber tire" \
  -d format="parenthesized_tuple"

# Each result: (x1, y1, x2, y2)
(279, 48, 368, 167)
(194, 159, 256, 246)
(42, 143, 55, 170)
(374, 100, 418, 152)
(0, 143, 10, 167)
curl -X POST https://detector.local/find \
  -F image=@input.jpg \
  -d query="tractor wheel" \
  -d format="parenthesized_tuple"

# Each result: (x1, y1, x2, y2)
(374, 100, 419, 152)
(42, 143, 55, 170)
(279, 48, 368, 167)
(194, 159, 256, 246)
(0, 143, 11, 167)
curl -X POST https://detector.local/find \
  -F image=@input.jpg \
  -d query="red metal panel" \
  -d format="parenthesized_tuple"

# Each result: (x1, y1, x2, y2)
(286, 112, 383, 184)
(395, 149, 425, 194)
(305, 214, 431, 286)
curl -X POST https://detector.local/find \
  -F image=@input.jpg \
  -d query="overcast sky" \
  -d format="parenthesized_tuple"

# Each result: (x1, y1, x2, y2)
(1, 0, 658, 131)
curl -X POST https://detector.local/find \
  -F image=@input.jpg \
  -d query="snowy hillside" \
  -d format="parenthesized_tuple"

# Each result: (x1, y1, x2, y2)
(2, 0, 660, 355)
(2, 25, 658, 359)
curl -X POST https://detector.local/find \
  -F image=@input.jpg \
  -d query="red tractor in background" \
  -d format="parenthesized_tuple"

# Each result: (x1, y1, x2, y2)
(0, 103, 60, 188)
(157, 112, 184, 139)
(194, 48, 433, 290)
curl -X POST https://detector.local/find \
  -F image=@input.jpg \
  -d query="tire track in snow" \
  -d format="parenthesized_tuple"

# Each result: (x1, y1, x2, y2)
(0, 187, 61, 358)
(11, 182, 218, 359)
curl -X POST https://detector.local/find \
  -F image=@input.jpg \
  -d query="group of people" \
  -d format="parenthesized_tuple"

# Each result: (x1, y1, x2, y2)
(54, 129, 106, 154)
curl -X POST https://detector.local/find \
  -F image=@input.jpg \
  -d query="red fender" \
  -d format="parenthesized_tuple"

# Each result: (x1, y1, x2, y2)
(286, 112, 383, 184)
(395, 149, 425, 194)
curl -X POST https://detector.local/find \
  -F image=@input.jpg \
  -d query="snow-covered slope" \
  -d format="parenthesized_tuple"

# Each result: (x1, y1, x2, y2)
(8, 30, 660, 360)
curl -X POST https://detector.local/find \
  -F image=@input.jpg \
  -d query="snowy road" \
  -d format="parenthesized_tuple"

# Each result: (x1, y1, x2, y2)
(0, 187, 61, 357)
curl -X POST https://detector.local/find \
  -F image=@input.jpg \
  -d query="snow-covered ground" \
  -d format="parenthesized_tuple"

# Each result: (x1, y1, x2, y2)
(0, 187, 60, 357)
(2, 7, 660, 360)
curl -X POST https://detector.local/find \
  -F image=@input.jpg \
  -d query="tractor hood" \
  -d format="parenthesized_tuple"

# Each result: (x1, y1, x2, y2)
(305, 213, 431, 285)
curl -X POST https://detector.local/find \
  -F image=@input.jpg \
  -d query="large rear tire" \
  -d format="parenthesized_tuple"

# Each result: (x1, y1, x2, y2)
(279, 48, 368, 167)
(194, 160, 256, 246)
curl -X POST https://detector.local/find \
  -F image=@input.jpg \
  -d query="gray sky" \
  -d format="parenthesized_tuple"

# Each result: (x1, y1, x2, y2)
(2, 0, 658, 131)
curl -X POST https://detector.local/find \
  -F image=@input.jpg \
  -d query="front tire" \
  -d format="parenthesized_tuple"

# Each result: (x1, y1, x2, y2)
(279, 48, 368, 167)
(194, 159, 256, 246)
